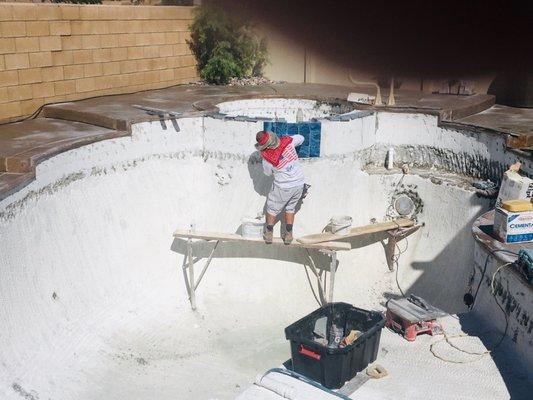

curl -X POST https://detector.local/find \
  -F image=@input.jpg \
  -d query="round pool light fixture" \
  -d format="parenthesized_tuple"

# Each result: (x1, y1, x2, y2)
(393, 195, 416, 216)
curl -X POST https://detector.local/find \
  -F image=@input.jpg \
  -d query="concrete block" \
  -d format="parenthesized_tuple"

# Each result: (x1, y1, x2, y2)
(18, 68, 43, 85)
(15, 37, 40, 53)
(61, 35, 82, 50)
(25, 21, 50, 37)
(102, 5, 133, 21)
(71, 21, 105, 35)
(96, 6, 123, 21)
(63, 92, 82, 101)
(135, 33, 151, 46)
(132, 7, 151, 20)
(50, 21, 71, 37)
(110, 47, 127, 61)
(180, 55, 196, 67)
(5, 53, 29, 70)
(0, 38, 16, 55)
(166, 56, 181, 68)
(150, 32, 166, 45)
(81, 35, 100, 50)
(29, 52, 53, 68)
(152, 58, 167, 70)
(130, 20, 144, 34)
(92, 21, 110, 35)
(0, 87, 7, 103)
(83, 63, 103, 78)
(79, 6, 99, 20)
(0, 5, 13, 22)
(60, 5, 80, 21)
(52, 50, 74, 66)
(160, 68, 174, 82)
(41, 66, 64, 82)
(173, 43, 189, 56)
(136, 59, 150, 71)
(159, 45, 173, 58)
(70, 21, 91, 36)
(127, 46, 144, 60)
(107, 21, 123, 35)
(11, 4, 38, 21)
(102, 61, 120, 76)
(44, 94, 68, 104)
(179, 31, 191, 44)
(8, 84, 32, 101)
(0, 55, 4, 71)
(143, 46, 159, 59)
(63, 64, 84, 79)
(92, 49, 113, 63)
(20, 98, 45, 116)
(75, 77, 96, 93)
(1, 101, 21, 119)
(0, 70, 19, 87)
(39, 36, 62, 52)
(37, 5, 62, 21)
(120, 60, 138, 74)
(100, 34, 119, 48)
(54, 80, 76, 96)
(165, 32, 180, 45)
(118, 34, 136, 47)
(72, 49, 93, 64)
(1, 21, 26, 38)
(31, 82, 55, 99)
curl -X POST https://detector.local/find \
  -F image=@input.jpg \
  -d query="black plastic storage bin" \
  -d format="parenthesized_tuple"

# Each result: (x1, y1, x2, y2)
(285, 302, 386, 389)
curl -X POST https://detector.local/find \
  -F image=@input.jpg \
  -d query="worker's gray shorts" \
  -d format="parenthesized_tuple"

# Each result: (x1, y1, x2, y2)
(266, 184, 304, 215)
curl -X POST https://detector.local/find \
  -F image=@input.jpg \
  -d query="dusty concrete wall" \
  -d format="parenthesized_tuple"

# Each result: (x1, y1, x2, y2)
(0, 3, 198, 122)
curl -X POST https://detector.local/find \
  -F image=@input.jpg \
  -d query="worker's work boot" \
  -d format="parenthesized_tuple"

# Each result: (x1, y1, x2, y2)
(263, 226, 273, 244)
(283, 230, 293, 245)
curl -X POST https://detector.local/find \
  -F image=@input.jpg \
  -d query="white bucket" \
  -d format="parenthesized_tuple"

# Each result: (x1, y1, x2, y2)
(330, 215, 352, 235)
(241, 218, 264, 239)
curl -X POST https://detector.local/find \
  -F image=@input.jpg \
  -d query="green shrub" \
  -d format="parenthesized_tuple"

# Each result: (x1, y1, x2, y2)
(187, 4, 268, 84)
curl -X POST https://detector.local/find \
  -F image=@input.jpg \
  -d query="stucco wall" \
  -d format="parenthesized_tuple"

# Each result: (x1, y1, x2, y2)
(259, 24, 495, 95)
(0, 3, 198, 122)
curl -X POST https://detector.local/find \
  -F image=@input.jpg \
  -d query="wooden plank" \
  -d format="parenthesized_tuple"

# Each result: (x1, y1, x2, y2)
(173, 229, 351, 251)
(297, 218, 415, 245)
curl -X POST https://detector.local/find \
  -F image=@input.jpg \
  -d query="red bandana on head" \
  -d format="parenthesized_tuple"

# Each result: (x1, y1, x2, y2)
(261, 136, 293, 167)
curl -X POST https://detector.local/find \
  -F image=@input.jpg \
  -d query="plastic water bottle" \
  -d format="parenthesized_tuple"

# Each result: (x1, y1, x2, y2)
(296, 108, 304, 123)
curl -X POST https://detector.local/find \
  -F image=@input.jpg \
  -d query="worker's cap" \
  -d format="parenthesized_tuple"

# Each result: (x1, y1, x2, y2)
(255, 131, 279, 151)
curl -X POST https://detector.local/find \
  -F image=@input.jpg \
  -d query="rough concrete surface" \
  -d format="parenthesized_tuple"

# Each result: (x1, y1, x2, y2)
(0, 99, 531, 399)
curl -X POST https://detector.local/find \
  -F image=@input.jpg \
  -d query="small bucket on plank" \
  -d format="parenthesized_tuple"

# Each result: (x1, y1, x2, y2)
(241, 217, 264, 238)
(329, 215, 352, 235)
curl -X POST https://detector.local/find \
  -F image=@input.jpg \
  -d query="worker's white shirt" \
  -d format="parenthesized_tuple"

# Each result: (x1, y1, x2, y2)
(262, 134, 305, 189)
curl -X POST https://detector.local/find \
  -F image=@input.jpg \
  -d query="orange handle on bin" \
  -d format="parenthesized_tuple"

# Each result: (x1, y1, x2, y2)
(299, 345, 321, 360)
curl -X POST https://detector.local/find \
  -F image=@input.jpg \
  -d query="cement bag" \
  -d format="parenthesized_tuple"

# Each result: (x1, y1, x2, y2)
(496, 170, 533, 208)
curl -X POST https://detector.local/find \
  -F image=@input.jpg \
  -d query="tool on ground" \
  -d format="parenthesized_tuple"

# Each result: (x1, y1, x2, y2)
(386, 295, 446, 341)
(132, 104, 181, 131)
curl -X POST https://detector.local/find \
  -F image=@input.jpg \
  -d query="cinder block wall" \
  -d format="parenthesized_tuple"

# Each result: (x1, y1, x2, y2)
(0, 3, 198, 122)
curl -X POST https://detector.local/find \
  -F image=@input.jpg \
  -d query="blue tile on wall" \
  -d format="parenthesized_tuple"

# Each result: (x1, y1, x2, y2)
(263, 121, 321, 158)
(287, 123, 298, 135)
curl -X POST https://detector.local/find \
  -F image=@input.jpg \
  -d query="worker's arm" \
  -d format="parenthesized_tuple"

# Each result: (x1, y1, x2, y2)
(291, 134, 305, 147)
(262, 159, 273, 176)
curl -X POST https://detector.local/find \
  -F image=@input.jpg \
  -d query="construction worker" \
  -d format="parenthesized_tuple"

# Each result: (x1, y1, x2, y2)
(255, 130, 306, 245)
